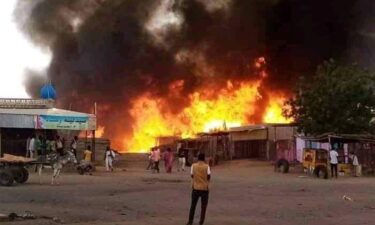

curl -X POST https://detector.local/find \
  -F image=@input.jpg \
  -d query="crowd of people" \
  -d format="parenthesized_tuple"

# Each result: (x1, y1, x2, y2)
(26, 134, 75, 158)
(329, 148, 361, 178)
(26, 134, 117, 173)
(147, 146, 188, 174)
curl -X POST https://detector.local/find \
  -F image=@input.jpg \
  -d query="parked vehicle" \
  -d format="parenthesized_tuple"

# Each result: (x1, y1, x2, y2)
(274, 140, 298, 173)
(0, 154, 33, 186)
(76, 161, 94, 175)
(303, 148, 329, 179)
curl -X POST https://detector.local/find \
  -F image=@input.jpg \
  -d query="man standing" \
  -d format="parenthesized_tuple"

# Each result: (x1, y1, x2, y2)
(70, 136, 78, 158)
(83, 145, 93, 163)
(28, 135, 36, 158)
(177, 147, 186, 172)
(187, 153, 211, 225)
(329, 148, 339, 178)
(350, 152, 360, 177)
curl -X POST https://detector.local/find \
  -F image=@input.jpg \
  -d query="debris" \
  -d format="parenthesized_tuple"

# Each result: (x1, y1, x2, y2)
(0, 212, 63, 223)
(342, 195, 354, 201)
(298, 176, 307, 178)
(52, 217, 64, 223)
(19, 211, 36, 219)
(0, 212, 35, 222)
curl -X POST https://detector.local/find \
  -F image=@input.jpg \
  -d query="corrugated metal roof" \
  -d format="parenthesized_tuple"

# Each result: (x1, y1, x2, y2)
(229, 125, 267, 132)
(0, 108, 96, 130)
(0, 108, 95, 117)
(0, 114, 34, 128)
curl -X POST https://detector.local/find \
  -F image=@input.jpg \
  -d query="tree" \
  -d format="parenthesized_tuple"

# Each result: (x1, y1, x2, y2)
(284, 60, 375, 135)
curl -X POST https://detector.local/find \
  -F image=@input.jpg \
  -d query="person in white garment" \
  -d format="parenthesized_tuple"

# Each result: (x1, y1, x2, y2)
(104, 146, 116, 172)
(28, 134, 36, 158)
(350, 152, 360, 177)
(329, 148, 339, 178)
(70, 136, 78, 158)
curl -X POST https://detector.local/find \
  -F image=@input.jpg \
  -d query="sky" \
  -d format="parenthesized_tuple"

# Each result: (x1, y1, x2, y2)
(0, 0, 51, 98)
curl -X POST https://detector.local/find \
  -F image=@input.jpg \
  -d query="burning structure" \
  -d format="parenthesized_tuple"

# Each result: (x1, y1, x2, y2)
(155, 123, 297, 165)
(17, 0, 374, 152)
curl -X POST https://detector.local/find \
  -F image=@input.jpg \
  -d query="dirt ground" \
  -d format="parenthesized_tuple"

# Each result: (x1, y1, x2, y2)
(1, 159, 374, 225)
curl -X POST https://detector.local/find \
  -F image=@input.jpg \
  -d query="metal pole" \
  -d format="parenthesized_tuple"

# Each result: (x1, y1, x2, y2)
(92, 102, 97, 161)
(0, 128, 2, 157)
(92, 130, 96, 162)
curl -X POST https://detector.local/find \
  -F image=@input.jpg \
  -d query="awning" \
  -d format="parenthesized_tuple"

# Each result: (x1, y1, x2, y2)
(0, 108, 96, 131)
(297, 133, 375, 143)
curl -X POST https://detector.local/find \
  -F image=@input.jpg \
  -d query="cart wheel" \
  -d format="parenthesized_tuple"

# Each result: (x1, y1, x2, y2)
(275, 159, 290, 173)
(13, 168, 29, 184)
(0, 170, 14, 186)
(314, 165, 328, 179)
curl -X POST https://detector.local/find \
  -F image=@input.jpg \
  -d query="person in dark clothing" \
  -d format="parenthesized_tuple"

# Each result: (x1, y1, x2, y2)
(177, 147, 186, 172)
(187, 153, 211, 225)
(56, 135, 64, 156)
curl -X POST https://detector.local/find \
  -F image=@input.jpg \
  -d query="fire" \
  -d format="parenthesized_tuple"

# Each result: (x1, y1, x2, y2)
(263, 96, 292, 124)
(124, 57, 292, 152)
(95, 126, 105, 138)
(84, 126, 105, 138)
(126, 81, 290, 153)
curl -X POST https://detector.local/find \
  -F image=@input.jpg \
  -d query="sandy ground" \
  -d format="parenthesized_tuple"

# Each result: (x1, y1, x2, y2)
(0, 160, 374, 225)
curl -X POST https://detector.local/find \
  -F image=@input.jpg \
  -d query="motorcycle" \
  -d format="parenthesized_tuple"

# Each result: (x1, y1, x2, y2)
(76, 160, 95, 175)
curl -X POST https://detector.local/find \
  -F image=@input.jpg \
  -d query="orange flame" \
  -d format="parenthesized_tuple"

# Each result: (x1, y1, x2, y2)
(263, 95, 292, 124)
(124, 57, 292, 152)
(85, 126, 105, 138)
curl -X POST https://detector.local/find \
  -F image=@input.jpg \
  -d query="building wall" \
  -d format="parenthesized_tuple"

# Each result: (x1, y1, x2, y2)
(267, 126, 296, 141)
(231, 129, 267, 141)
(232, 140, 267, 159)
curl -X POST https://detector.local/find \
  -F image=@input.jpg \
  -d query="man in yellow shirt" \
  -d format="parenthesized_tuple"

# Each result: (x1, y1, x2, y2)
(83, 145, 93, 162)
(187, 153, 211, 225)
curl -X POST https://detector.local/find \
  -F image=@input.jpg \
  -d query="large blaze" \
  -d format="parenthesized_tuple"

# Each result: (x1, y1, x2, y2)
(263, 95, 293, 124)
(125, 58, 292, 153)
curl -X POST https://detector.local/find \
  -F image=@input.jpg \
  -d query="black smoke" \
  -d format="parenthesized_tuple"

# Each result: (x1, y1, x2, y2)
(17, 0, 375, 148)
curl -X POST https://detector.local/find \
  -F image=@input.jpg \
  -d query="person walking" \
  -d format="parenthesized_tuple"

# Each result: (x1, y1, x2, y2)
(177, 147, 186, 172)
(104, 146, 116, 172)
(146, 148, 154, 170)
(350, 152, 360, 177)
(187, 153, 211, 225)
(164, 148, 174, 173)
(152, 148, 161, 173)
(70, 136, 78, 158)
(329, 148, 339, 178)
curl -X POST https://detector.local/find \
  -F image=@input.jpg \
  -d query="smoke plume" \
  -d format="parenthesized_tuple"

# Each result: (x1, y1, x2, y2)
(17, 0, 375, 149)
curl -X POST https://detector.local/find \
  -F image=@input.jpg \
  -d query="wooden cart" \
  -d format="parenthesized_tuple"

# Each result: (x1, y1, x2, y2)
(0, 154, 35, 186)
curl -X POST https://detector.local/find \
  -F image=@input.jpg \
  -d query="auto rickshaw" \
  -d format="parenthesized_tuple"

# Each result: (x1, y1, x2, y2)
(302, 148, 329, 179)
